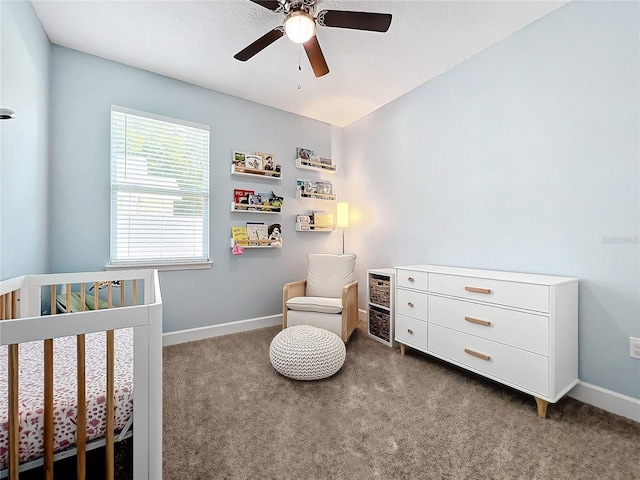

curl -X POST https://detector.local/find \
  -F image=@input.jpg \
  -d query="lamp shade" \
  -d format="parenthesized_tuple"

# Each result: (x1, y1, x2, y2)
(336, 202, 350, 228)
(284, 11, 316, 44)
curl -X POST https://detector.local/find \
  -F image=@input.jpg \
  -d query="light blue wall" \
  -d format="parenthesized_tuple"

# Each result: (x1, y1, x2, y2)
(0, 0, 50, 280)
(340, 1, 639, 399)
(48, 47, 341, 332)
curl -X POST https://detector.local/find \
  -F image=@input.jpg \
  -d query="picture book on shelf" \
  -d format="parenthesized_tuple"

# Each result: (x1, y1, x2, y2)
(231, 226, 249, 246)
(234, 189, 254, 204)
(246, 222, 269, 245)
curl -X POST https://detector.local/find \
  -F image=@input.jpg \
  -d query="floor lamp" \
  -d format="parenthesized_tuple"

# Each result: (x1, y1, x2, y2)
(336, 202, 349, 254)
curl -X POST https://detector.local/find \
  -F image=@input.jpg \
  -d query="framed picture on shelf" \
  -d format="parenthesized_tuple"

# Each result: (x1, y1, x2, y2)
(296, 147, 314, 161)
(245, 154, 263, 170)
(256, 152, 275, 171)
(315, 181, 332, 195)
(233, 150, 246, 166)
(296, 178, 315, 194)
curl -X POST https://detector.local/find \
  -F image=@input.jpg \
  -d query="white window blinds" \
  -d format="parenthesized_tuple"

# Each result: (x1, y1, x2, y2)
(110, 106, 210, 266)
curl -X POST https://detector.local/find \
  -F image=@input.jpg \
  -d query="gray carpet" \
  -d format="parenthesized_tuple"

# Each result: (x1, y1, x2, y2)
(162, 326, 639, 480)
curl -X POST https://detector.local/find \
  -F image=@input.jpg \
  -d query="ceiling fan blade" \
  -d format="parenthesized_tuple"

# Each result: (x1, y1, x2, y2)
(250, 0, 281, 11)
(317, 10, 392, 32)
(303, 35, 329, 78)
(234, 27, 284, 62)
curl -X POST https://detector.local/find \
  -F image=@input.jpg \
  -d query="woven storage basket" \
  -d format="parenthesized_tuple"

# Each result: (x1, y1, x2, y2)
(369, 306, 390, 342)
(369, 274, 390, 307)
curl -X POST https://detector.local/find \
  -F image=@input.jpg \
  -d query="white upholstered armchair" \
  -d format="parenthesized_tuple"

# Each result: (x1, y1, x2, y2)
(282, 253, 359, 343)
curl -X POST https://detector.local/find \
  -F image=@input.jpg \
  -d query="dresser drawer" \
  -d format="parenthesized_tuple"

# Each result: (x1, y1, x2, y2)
(396, 269, 428, 291)
(428, 324, 549, 396)
(395, 314, 427, 351)
(429, 273, 549, 313)
(428, 295, 549, 355)
(396, 288, 428, 320)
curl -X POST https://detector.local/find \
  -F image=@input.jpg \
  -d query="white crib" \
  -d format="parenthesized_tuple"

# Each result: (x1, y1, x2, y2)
(0, 270, 162, 480)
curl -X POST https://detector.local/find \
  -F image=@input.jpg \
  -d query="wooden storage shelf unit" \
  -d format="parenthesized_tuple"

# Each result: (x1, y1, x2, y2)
(295, 158, 337, 173)
(367, 268, 395, 347)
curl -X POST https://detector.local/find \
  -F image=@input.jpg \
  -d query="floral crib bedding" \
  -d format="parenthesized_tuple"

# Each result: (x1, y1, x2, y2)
(0, 328, 134, 470)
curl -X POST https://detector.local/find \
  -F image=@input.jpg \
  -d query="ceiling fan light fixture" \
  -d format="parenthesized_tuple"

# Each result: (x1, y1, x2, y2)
(284, 11, 315, 43)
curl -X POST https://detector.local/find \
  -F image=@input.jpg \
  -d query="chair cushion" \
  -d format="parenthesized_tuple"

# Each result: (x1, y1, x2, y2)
(286, 296, 343, 314)
(306, 253, 356, 298)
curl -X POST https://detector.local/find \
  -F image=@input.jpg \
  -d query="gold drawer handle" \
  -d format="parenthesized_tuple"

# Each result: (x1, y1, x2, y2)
(408, 277, 415, 283)
(407, 329, 413, 334)
(465, 286, 491, 294)
(465, 316, 491, 327)
(465, 348, 490, 361)
(407, 302, 414, 308)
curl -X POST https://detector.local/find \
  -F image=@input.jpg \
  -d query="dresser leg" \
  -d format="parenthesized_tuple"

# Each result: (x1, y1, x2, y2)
(400, 343, 406, 356)
(535, 397, 549, 419)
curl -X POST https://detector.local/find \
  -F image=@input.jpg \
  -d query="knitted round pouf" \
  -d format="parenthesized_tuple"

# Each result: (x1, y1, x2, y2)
(270, 325, 346, 381)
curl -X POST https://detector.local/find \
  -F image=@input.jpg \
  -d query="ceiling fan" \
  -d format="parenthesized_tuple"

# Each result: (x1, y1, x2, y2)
(234, 0, 392, 78)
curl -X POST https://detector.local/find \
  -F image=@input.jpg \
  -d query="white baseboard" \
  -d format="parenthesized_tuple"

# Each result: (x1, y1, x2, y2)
(568, 381, 640, 422)
(359, 308, 367, 323)
(163, 314, 281, 347)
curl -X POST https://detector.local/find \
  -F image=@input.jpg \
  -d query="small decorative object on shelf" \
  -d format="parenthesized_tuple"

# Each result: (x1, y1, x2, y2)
(230, 222, 282, 249)
(296, 178, 337, 201)
(231, 190, 283, 214)
(232, 150, 282, 178)
(367, 268, 396, 347)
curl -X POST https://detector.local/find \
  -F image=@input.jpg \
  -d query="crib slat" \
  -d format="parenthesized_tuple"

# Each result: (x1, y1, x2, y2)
(44, 285, 56, 479)
(77, 332, 87, 480)
(106, 281, 115, 479)
(44, 337, 55, 480)
(106, 328, 115, 480)
(51, 284, 56, 316)
(66, 283, 71, 313)
(77, 283, 87, 480)
(5, 291, 20, 480)
(94, 282, 100, 310)
(8, 343, 19, 480)
(133, 279, 138, 306)
(121, 280, 126, 307)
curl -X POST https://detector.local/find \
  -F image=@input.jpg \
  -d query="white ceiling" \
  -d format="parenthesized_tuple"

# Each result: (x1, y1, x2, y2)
(31, 0, 567, 127)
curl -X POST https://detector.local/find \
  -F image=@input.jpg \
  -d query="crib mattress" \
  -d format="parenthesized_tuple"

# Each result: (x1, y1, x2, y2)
(0, 328, 134, 470)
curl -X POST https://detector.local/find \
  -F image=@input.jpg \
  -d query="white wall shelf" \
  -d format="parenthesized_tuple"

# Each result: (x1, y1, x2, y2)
(230, 202, 281, 214)
(231, 164, 282, 180)
(295, 191, 337, 202)
(230, 238, 281, 249)
(295, 223, 335, 232)
(295, 158, 337, 174)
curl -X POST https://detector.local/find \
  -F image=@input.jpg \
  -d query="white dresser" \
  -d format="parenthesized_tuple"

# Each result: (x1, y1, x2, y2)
(395, 265, 578, 418)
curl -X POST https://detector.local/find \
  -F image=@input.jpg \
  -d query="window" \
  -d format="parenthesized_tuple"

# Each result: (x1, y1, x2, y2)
(110, 106, 210, 268)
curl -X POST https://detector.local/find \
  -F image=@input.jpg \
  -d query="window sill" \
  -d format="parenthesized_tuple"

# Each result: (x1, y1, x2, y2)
(105, 261, 213, 272)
